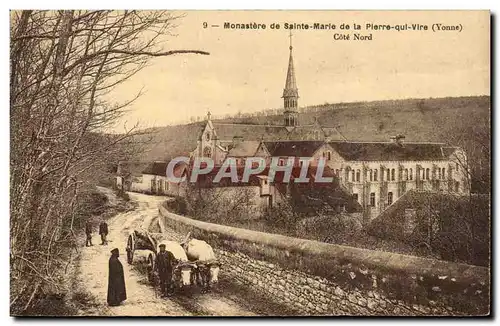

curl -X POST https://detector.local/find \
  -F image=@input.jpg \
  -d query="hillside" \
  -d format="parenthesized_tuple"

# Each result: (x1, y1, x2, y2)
(218, 96, 490, 142)
(129, 95, 491, 191)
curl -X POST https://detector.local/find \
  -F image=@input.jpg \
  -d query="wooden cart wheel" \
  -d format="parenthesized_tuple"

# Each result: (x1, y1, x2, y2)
(126, 234, 134, 264)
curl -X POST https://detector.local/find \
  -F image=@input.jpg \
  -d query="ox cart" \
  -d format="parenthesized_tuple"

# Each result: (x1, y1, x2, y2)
(125, 229, 196, 292)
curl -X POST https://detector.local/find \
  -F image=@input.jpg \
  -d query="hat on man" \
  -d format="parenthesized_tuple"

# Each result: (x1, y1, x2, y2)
(111, 248, 119, 255)
(159, 244, 166, 248)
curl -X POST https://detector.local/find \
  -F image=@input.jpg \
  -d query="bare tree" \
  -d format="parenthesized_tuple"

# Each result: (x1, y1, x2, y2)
(182, 183, 259, 223)
(10, 10, 209, 313)
(412, 192, 490, 266)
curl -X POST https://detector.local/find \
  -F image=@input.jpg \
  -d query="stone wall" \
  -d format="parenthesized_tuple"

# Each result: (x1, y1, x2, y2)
(158, 205, 490, 316)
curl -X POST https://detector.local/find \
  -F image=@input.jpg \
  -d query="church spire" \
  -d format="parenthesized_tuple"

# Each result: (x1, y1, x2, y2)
(282, 30, 299, 127)
(284, 31, 298, 93)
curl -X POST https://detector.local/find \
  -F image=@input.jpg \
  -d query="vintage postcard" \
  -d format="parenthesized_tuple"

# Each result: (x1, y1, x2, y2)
(10, 10, 490, 317)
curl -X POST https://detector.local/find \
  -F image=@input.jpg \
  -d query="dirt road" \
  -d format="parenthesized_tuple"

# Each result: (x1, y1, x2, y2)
(73, 190, 285, 316)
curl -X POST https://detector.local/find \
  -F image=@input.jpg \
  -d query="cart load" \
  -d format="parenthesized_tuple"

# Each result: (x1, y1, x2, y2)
(125, 228, 196, 290)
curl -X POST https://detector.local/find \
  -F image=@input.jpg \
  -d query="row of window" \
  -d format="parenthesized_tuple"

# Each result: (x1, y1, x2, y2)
(353, 181, 462, 207)
(350, 169, 397, 182)
(353, 192, 394, 207)
(280, 155, 332, 166)
(151, 179, 169, 192)
(347, 166, 451, 182)
(418, 167, 448, 180)
(203, 146, 212, 158)
(284, 98, 298, 108)
(285, 116, 298, 127)
(322, 152, 332, 160)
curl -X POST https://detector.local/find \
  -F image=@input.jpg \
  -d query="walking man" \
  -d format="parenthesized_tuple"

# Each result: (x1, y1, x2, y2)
(107, 248, 127, 306)
(155, 244, 175, 297)
(99, 220, 109, 245)
(85, 220, 93, 247)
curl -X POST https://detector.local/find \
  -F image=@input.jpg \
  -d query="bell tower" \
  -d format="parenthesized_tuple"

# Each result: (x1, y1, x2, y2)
(282, 30, 299, 127)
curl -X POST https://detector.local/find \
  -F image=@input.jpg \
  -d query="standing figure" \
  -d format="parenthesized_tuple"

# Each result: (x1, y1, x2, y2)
(155, 244, 176, 297)
(107, 248, 127, 306)
(85, 220, 93, 247)
(99, 221, 109, 245)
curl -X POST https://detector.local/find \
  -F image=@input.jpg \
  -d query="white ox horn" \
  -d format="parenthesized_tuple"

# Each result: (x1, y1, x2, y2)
(176, 261, 196, 269)
(181, 232, 191, 245)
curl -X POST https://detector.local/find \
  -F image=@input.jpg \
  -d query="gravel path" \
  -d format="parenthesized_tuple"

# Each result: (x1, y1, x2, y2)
(73, 191, 267, 316)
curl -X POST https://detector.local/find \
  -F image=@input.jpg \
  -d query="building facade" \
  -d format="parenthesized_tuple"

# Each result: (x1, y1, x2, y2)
(324, 138, 470, 220)
(117, 33, 470, 222)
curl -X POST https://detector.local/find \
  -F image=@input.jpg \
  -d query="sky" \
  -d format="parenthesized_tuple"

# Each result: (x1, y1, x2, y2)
(106, 10, 490, 132)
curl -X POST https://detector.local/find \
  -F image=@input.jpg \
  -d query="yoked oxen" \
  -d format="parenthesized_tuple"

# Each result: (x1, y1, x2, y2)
(149, 240, 196, 291)
(181, 238, 221, 293)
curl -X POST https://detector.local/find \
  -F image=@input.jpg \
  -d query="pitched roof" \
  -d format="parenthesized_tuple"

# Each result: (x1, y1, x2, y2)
(135, 118, 347, 163)
(261, 166, 336, 184)
(142, 162, 168, 176)
(442, 146, 459, 158)
(226, 140, 261, 157)
(263, 140, 326, 157)
(171, 161, 189, 179)
(212, 123, 290, 141)
(117, 161, 151, 177)
(211, 122, 345, 142)
(187, 166, 261, 188)
(283, 46, 298, 97)
(142, 160, 191, 178)
(328, 141, 449, 162)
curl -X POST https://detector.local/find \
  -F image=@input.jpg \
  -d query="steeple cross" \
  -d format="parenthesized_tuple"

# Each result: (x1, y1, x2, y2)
(289, 30, 293, 50)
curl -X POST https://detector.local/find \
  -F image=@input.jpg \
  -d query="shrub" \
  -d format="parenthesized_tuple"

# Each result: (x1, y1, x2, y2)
(164, 196, 188, 215)
(296, 214, 363, 242)
(262, 202, 300, 233)
(64, 188, 109, 231)
(114, 189, 130, 202)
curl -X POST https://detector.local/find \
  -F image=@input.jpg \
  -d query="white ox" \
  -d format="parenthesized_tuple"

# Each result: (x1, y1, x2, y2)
(157, 240, 194, 287)
(181, 239, 220, 292)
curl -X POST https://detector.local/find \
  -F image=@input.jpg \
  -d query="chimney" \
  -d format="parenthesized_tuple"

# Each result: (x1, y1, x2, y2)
(390, 134, 405, 145)
(232, 136, 244, 147)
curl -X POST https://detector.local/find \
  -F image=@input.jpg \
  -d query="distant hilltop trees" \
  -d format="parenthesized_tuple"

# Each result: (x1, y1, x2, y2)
(183, 96, 489, 126)
(185, 102, 356, 125)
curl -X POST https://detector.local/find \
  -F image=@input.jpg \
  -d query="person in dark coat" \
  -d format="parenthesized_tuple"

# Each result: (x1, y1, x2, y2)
(107, 248, 127, 306)
(155, 244, 176, 297)
(85, 221, 93, 247)
(99, 221, 109, 245)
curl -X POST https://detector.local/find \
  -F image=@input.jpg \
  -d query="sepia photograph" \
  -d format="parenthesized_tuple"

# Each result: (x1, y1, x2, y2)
(9, 10, 491, 317)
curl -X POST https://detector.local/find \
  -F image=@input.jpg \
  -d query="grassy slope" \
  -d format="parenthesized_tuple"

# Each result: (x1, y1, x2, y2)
(220, 96, 490, 142)
(126, 96, 490, 191)
(135, 95, 489, 153)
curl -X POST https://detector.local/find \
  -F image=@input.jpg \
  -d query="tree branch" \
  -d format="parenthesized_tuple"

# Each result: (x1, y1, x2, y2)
(63, 49, 210, 75)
